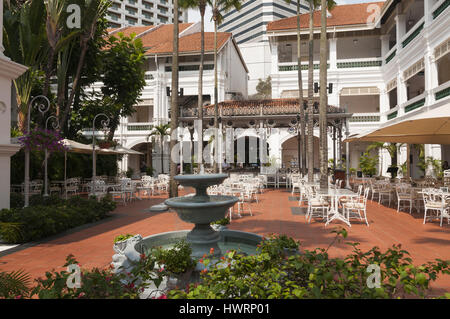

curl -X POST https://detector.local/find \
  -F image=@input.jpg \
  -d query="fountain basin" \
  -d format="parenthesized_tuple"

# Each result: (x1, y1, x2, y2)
(135, 229, 263, 257)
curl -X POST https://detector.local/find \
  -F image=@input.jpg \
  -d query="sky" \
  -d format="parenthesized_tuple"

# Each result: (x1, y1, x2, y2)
(187, 0, 384, 31)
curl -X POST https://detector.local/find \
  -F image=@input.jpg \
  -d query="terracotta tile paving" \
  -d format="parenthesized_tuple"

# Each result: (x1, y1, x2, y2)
(0, 188, 449, 296)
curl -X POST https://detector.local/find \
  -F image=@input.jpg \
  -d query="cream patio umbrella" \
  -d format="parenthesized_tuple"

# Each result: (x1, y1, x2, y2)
(343, 102, 450, 144)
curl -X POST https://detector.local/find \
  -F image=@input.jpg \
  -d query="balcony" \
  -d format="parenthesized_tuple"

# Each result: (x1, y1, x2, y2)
(144, 72, 155, 80)
(385, 48, 397, 65)
(336, 58, 382, 69)
(278, 62, 326, 72)
(434, 80, 450, 101)
(401, 17, 424, 49)
(127, 122, 155, 132)
(348, 113, 381, 123)
(403, 93, 426, 114)
(432, 0, 450, 20)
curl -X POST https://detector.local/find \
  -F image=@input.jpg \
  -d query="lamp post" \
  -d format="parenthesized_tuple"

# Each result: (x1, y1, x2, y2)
(43, 115, 59, 197)
(24, 95, 51, 207)
(91, 113, 110, 190)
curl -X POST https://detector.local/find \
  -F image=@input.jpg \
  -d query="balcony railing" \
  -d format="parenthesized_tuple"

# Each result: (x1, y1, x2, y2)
(348, 113, 381, 123)
(336, 58, 382, 69)
(278, 63, 326, 72)
(385, 48, 396, 64)
(434, 81, 450, 101)
(404, 94, 426, 113)
(401, 18, 424, 48)
(386, 106, 399, 120)
(432, 0, 450, 19)
(127, 122, 154, 131)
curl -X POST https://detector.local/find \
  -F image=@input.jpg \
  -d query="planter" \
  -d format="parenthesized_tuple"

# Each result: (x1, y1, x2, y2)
(211, 224, 228, 231)
(166, 268, 194, 290)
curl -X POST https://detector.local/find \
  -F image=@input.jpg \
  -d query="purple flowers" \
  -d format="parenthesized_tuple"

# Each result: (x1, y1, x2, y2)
(18, 128, 68, 153)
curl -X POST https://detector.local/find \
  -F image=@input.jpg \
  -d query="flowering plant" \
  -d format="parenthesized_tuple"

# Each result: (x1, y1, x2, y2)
(18, 128, 67, 153)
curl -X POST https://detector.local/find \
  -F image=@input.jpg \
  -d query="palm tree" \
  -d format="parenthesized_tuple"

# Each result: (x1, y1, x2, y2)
(211, 0, 242, 172)
(307, 0, 335, 184)
(148, 123, 171, 175)
(169, 0, 180, 197)
(179, 0, 210, 174)
(3, 0, 48, 132)
(318, 0, 333, 189)
(366, 142, 401, 176)
(59, 0, 110, 129)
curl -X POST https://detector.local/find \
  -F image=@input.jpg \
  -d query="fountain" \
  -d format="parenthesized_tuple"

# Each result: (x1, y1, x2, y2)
(111, 174, 262, 292)
(164, 174, 238, 258)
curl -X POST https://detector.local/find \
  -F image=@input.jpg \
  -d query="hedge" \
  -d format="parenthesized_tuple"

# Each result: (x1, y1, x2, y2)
(0, 195, 116, 244)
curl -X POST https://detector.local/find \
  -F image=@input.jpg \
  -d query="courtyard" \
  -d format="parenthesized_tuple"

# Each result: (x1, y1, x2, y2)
(1, 186, 449, 296)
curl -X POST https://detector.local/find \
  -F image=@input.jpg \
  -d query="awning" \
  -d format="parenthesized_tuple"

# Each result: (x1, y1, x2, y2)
(343, 102, 450, 144)
(62, 139, 95, 154)
(108, 145, 144, 155)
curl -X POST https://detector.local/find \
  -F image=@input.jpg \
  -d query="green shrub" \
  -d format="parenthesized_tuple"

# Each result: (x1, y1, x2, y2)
(153, 240, 196, 275)
(114, 234, 135, 243)
(0, 196, 116, 244)
(169, 231, 450, 299)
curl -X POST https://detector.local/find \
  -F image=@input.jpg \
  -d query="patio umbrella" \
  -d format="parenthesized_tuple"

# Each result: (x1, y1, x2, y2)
(343, 102, 450, 144)
(108, 145, 144, 155)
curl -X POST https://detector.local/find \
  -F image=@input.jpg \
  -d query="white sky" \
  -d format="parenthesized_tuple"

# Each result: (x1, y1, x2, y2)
(187, 0, 384, 31)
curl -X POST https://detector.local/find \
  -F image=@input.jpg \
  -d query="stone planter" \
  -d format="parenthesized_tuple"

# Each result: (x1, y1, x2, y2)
(166, 268, 194, 290)
(211, 224, 228, 231)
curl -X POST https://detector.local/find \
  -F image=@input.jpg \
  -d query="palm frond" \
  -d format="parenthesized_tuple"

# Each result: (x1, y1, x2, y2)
(0, 269, 31, 298)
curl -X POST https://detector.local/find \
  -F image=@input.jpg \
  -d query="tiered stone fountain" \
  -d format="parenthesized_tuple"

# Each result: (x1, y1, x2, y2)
(111, 174, 262, 295)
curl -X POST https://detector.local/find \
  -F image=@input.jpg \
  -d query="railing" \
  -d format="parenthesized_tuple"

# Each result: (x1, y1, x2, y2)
(278, 63, 327, 72)
(434, 81, 450, 101)
(401, 18, 425, 48)
(385, 48, 396, 65)
(336, 58, 382, 69)
(432, 0, 450, 19)
(386, 106, 399, 120)
(127, 122, 155, 131)
(348, 113, 381, 123)
(404, 94, 426, 113)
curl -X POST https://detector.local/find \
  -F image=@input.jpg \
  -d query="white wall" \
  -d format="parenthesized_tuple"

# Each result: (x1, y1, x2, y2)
(239, 42, 271, 96)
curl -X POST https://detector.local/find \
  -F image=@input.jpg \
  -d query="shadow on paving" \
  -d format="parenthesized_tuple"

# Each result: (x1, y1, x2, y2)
(229, 218, 369, 251)
(0, 196, 173, 256)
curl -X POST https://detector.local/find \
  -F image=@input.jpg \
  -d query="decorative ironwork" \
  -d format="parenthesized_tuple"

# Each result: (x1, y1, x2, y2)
(385, 49, 396, 64)
(402, 22, 424, 48)
(433, 0, 450, 19)
(404, 98, 426, 113)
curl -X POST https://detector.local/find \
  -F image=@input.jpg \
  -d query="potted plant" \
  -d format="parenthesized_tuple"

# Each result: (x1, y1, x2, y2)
(113, 234, 135, 252)
(258, 234, 301, 259)
(154, 240, 196, 290)
(210, 217, 230, 231)
(359, 152, 378, 177)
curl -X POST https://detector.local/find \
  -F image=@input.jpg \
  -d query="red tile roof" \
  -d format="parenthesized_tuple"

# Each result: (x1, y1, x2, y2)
(146, 31, 232, 55)
(266, 2, 386, 32)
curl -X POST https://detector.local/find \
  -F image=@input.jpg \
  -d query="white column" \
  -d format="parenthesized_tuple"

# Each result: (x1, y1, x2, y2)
(379, 88, 389, 122)
(395, 14, 406, 52)
(424, 50, 438, 106)
(380, 35, 390, 58)
(424, 0, 434, 27)
(329, 38, 337, 71)
(397, 72, 408, 115)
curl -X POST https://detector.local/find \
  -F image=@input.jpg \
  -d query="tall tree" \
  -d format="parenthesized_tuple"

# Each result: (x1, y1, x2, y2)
(211, 0, 242, 172)
(59, 0, 110, 130)
(169, 0, 180, 197)
(179, 0, 210, 174)
(319, 0, 329, 189)
(148, 123, 171, 175)
(306, 0, 335, 183)
(3, 0, 48, 132)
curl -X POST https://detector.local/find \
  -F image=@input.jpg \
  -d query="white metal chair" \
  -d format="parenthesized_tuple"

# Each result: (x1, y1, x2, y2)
(305, 186, 329, 223)
(395, 184, 414, 214)
(422, 190, 449, 226)
(343, 187, 370, 226)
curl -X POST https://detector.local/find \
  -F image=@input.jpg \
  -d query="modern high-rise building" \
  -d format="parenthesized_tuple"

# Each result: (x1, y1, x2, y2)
(218, 0, 309, 45)
(106, 0, 188, 28)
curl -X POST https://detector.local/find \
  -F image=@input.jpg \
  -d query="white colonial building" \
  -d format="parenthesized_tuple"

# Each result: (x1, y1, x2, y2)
(264, 0, 450, 178)
(100, 23, 248, 175)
